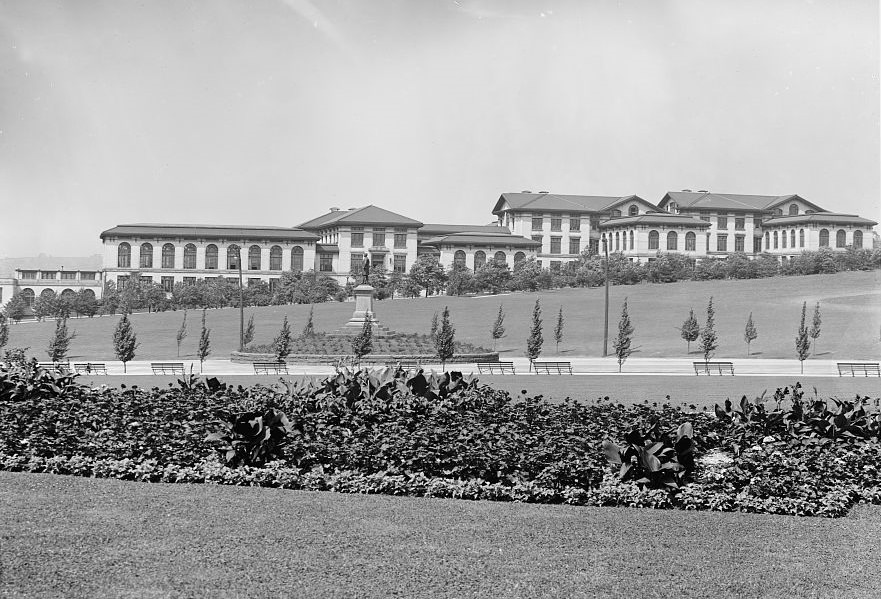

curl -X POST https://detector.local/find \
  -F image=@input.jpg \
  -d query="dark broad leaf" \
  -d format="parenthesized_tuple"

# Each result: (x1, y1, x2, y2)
(714, 404, 730, 420)
(724, 398, 732, 413)
(619, 463, 632, 480)
(624, 428, 643, 447)
(647, 441, 665, 455)
(639, 448, 662, 472)
(602, 439, 622, 465)
(204, 432, 227, 442)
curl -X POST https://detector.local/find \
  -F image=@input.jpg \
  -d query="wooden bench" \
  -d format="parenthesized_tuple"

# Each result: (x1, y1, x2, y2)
(253, 362, 289, 375)
(386, 360, 421, 370)
(532, 361, 573, 375)
(73, 362, 107, 375)
(837, 362, 881, 377)
(150, 362, 185, 375)
(693, 361, 735, 375)
(476, 361, 516, 375)
(37, 361, 71, 374)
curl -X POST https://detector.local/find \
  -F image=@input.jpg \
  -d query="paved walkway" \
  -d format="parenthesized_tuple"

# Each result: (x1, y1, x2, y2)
(62, 357, 879, 378)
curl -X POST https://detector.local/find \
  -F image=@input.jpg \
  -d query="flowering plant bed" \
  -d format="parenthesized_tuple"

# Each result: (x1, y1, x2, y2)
(242, 332, 491, 357)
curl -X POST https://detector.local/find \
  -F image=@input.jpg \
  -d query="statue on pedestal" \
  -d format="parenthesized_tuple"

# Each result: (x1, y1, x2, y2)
(362, 255, 370, 284)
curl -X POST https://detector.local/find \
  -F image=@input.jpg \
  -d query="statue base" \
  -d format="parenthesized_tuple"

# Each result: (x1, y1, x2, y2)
(330, 284, 392, 337)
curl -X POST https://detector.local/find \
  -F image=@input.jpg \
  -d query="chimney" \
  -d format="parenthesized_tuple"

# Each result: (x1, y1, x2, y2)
(329, 207, 339, 212)
(539, 190, 549, 194)
(682, 189, 692, 192)
(521, 190, 533, 194)
(697, 190, 708, 193)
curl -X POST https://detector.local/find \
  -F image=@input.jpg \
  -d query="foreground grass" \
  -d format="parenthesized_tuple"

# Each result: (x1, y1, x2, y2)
(5, 270, 880, 361)
(2, 472, 880, 599)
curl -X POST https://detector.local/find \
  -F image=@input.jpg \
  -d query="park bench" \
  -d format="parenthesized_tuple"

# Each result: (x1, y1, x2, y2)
(693, 361, 735, 375)
(837, 362, 881, 377)
(532, 361, 573, 375)
(37, 361, 71, 374)
(477, 361, 516, 375)
(253, 362, 289, 375)
(73, 362, 107, 375)
(386, 360, 422, 370)
(150, 362, 185, 375)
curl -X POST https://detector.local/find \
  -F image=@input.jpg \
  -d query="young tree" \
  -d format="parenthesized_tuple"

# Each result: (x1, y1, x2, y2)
(699, 297, 718, 365)
(490, 304, 506, 351)
(3, 294, 28, 324)
(273, 315, 293, 363)
(429, 311, 439, 343)
(175, 310, 188, 357)
(113, 313, 139, 373)
(612, 298, 634, 372)
(680, 308, 700, 354)
(554, 306, 564, 353)
(351, 317, 373, 365)
(0, 314, 8, 353)
(46, 317, 76, 363)
(744, 312, 758, 357)
(243, 313, 256, 346)
(197, 309, 211, 372)
(796, 301, 811, 374)
(525, 299, 543, 369)
(302, 305, 315, 337)
(810, 302, 821, 355)
(435, 306, 456, 370)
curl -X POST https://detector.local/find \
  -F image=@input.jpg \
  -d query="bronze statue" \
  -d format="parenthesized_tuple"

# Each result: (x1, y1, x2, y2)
(362, 255, 370, 284)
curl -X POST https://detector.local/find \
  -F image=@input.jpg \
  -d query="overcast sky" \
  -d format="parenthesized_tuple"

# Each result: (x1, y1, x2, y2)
(1, 0, 878, 257)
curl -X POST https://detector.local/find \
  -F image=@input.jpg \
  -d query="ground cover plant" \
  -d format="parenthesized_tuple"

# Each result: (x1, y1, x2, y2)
(244, 331, 489, 357)
(2, 361, 880, 518)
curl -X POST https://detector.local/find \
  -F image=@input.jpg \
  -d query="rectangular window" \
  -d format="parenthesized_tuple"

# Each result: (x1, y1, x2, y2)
(754, 214, 763, 228)
(699, 211, 710, 222)
(140, 276, 153, 285)
(393, 254, 407, 273)
(204, 277, 217, 283)
(531, 217, 543, 231)
(183, 277, 197, 286)
(246, 278, 260, 287)
(550, 237, 562, 254)
(372, 228, 386, 247)
(550, 217, 562, 232)
(394, 232, 407, 249)
(350, 253, 363, 274)
(117, 275, 129, 289)
(550, 260, 561, 272)
(590, 216, 600, 230)
(80, 272, 96, 281)
(351, 227, 364, 248)
(20, 271, 37, 279)
(569, 217, 581, 231)
(61, 272, 77, 280)
(735, 236, 745, 252)
(569, 237, 581, 254)
(735, 217, 745, 230)
(319, 254, 333, 272)
(161, 276, 174, 292)
(717, 216, 728, 229)
(531, 235, 542, 246)
(40, 271, 57, 280)
(717, 234, 728, 252)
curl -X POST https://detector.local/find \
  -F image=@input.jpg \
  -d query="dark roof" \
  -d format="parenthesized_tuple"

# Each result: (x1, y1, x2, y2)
(492, 192, 649, 215)
(299, 205, 423, 229)
(761, 212, 878, 227)
(598, 213, 711, 229)
(419, 232, 541, 248)
(660, 191, 826, 213)
(0, 255, 102, 278)
(99, 224, 319, 242)
(418, 223, 511, 237)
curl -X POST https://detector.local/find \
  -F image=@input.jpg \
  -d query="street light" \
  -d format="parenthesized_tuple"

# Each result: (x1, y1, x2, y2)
(230, 245, 244, 352)
(601, 233, 609, 357)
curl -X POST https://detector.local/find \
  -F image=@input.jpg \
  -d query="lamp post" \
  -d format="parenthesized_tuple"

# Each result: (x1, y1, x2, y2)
(231, 245, 244, 352)
(602, 233, 609, 358)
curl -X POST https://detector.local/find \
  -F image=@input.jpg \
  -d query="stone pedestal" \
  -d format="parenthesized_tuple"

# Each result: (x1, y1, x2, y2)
(332, 285, 391, 336)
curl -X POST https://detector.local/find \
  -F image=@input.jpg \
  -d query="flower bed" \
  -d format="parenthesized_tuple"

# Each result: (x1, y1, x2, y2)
(2, 362, 880, 517)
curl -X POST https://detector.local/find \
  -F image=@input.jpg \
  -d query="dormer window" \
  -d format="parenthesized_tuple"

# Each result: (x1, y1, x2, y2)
(628, 205, 638, 216)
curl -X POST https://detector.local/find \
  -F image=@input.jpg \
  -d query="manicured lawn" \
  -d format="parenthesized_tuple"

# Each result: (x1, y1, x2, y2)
(2, 471, 880, 598)
(5, 271, 880, 360)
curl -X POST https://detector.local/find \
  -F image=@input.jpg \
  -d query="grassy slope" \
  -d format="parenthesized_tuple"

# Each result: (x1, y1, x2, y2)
(2, 472, 880, 599)
(5, 271, 880, 361)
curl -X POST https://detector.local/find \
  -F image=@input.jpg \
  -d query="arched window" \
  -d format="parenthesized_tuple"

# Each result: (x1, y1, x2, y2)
(788, 204, 799, 216)
(227, 245, 241, 269)
(205, 244, 218, 269)
(667, 231, 678, 251)
(20, 288, 35, 307)
(269, 246, 282, 270)
(648, 230, 659, 250)
(775, 208, 783, 216)
(764, 232, 770, 249)
(629, 231, 634, 250)
(819, 229, 829, 247)
(40, 288, 56, 300)
(139, 243, 153, 268)
(685, 232, 696, 251)
(162, 243, 175, 269)
(854, 230, 863, 249)
(835, 229, 846, 248)
(82, 289, 95, 300)
(781, 230, 786, 249)
(248, 245, 261, 270)
(60, 289, 75, 301)
(799, 229, 805, 248)
(773, 232, 778, 249)
(790, 230, 796, 248)
(454, 250, 466, 267)
(474, 250, 486, 270)
(614, 232, 620, 251)
(291, 246, 304, 272)
(628, 205, 638, 216)
(183, 244, 197, 269)
(118, 243, 131, 268)
(494, 251, 506, 264)
(514, 251, 526, 263)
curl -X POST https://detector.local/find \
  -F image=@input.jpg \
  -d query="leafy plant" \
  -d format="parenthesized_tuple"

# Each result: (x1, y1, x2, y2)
(699, 297, 717, 364)
(526, 299, 543, 368)
(351, 318, 373, 364)
(796, 302, 811, 373)
(554, 306, 564, 353)
(274, 315, 293, 362)
(612, 298, 633, 372)
(46, 317, 76, 362)
(490, 304, 505, 351)
(810, 302, 821, 355)
(743, 312, 757, 357)
(602, 421, 695, 489)
(435, 306, 455, 369)
(197, 309, 211, 372)
(113, 313, 139, 373)
(176, 310, 188, 357)
(205, 408, 293, 467)
(243, 313, 255, 346)
(680, 308, 699, 354)
(0, 314, 9, 352)
(302, 306, 315, 337)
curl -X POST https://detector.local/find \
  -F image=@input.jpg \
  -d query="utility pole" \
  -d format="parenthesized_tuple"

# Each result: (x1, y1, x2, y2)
(232, 245, 244, 352)
(602, 233, 609, 357)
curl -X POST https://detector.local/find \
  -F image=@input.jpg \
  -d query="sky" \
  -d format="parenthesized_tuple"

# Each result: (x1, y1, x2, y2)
(0, 0, 878, 257)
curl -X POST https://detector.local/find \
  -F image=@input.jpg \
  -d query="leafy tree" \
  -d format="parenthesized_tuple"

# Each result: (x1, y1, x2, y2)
(32, 295, 56, 322)
(74, 289, 99, 318)
(699, 297, 718, 365)
(113, 313, 139, 373)
(554, 306, 564, 353)
(243, 313, 256, 346)
(680, 308, 700, 354)
(796, 301, 811, 374)
(175, 310, 188, 357)
(511, 258, 544, 292)
(490, 304, 506, 351)
(3, 294, 29, 323)
(472, 262, 511, 294)
(429, 312, 439, 344)
(351, 317, 373, 364)
(435, 306, 456, 370)
(198, 309, 211, 372)
(612, 298, 634, 372)
(445, 264, 473, 296)
(0, 314, 8, 352)
(526, 299, 543, 368)
(46, 317, 76, 362)
(408, 255, 447, 297)
(100, 281, 120, 315)
(273, 315, 293, 362)
(302, 306, 315, 337)
(810, 302, 821, 355)
(744, 312, 758, 357)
